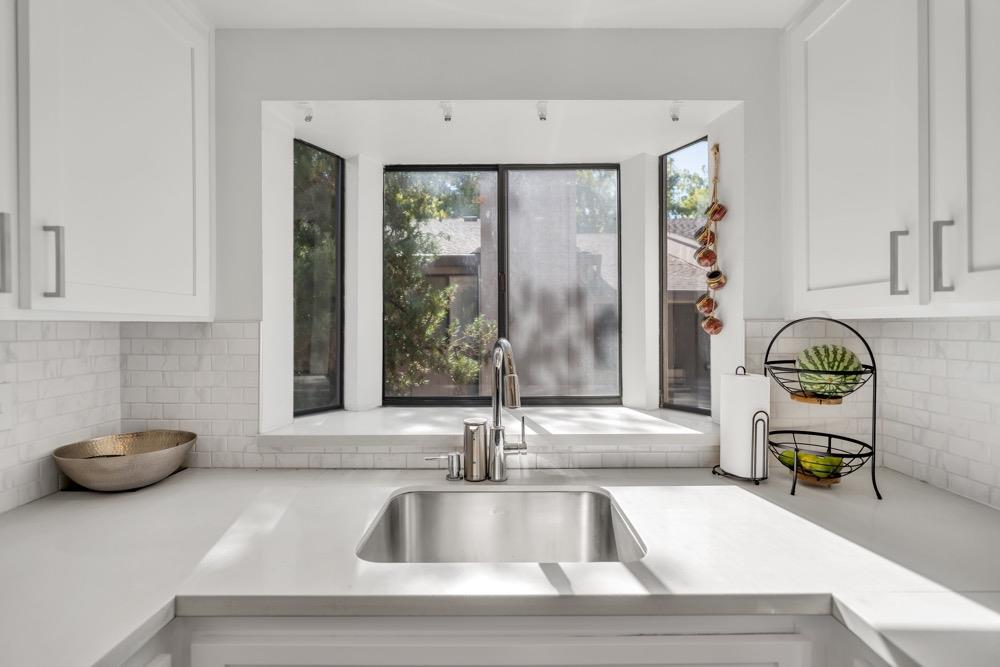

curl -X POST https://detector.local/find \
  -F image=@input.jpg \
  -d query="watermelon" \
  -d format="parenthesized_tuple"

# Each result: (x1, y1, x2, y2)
(797, 344, 862, 396)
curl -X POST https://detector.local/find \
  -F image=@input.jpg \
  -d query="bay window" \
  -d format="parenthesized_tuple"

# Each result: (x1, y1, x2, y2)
(383, 165, 620, 404)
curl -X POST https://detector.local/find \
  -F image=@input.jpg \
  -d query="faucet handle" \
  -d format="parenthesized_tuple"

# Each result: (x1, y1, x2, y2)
(503, 416, 528, 454)
(424, 452, 463, 480)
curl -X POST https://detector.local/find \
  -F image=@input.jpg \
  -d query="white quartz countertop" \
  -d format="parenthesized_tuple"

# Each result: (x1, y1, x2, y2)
(1, 468, 999, 667)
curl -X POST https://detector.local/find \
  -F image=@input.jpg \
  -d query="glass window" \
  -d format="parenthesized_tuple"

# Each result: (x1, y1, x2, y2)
(293, 140, 344, 414)
(507, 168, 620, 397)
(383, 170, 499, 398)
(661, 139, 711, 412)
(382, 165, 621, 404)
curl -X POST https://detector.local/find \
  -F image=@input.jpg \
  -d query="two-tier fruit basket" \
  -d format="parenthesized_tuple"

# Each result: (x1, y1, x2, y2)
(763, 317, 882, 498)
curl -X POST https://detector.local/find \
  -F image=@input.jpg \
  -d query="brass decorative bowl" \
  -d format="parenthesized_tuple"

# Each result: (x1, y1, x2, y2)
(53, 430, 196, 492)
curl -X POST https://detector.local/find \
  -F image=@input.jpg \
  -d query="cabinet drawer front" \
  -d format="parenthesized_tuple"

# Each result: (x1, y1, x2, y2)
(192, 633, 810, 667)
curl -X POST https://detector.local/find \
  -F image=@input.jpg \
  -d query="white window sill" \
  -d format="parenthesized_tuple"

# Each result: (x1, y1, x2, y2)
(257, 406, 718, 453)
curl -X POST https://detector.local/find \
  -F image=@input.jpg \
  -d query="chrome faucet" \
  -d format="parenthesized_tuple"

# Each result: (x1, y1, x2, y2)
(488, 338, 526, 482)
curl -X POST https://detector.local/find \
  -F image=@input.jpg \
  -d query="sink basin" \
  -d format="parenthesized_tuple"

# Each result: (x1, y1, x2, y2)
(356, 488, 645, 563)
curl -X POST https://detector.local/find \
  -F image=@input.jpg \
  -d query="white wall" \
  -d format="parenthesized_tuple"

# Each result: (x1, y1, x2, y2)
(620, 153, 660, 409)
(215, 28, 783, 322)
(258, 108, 294, 431)
(708, 104, 748, 417)
(343, 154, 383, 411)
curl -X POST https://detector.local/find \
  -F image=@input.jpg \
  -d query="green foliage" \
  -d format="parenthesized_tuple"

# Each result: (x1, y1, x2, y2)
(665, 156, 710, 219)
(445, 315, 498, 386)
(575, 169, 618, 232)
(383, 171, 496, 394)
(293, 142, 340, 377)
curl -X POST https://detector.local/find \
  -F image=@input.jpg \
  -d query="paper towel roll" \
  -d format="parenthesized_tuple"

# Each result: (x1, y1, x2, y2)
(720, 370, 770, 479)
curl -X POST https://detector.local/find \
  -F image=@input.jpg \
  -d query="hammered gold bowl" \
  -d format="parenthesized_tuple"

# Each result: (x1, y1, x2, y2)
(53, 430, 196, 492)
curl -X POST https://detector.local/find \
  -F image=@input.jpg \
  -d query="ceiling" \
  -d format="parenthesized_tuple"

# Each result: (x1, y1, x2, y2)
(270, 99, 739, 164)
(197, 0, 810, 29)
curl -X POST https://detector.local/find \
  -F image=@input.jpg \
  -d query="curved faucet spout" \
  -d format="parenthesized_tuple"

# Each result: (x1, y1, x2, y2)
(492, 338, 521, 426)
(489, 338, 523, 482)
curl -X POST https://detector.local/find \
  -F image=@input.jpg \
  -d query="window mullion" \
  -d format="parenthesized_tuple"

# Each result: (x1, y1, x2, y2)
(497, 165, 509, 339)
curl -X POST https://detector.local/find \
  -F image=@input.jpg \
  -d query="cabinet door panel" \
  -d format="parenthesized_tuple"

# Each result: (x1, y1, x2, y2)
(967, 0, 1000, 276)
(788, 0, 927, 314)
(18, 0, 210, 317)
(928, 0, 1000, 303)
(58, 2, 195, 296)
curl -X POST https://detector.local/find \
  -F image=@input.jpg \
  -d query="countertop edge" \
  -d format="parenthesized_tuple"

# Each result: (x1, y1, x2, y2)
(94, 598, 175, 667)
(173, 592, 833, 618)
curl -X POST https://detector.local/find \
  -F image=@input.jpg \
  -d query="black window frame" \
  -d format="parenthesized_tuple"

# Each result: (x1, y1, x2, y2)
(659, 136, 712, 415)
(292, 138, 346, 417)
(382, 163, 623, 407)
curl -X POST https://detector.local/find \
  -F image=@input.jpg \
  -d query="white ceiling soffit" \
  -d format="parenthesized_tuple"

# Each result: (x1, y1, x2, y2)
(272, 99, 740, 164)
(197, 0, 811, 30)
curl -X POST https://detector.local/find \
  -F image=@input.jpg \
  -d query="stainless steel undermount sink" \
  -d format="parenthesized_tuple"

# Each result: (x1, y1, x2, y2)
(356, 488, 646, 563)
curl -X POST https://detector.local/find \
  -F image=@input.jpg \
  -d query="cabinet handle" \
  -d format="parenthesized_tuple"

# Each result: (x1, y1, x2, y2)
(932, 219, 955, 292)
(0, 213, 10, 294)
(42, 225, 65, 298)
(889, 230, 909, 296)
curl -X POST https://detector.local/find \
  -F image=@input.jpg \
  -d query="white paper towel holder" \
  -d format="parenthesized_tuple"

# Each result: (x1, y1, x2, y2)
(711, 366, 769, 484)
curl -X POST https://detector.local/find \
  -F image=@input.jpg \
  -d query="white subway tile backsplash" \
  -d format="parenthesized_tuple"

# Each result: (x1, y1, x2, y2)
(947, 321, 987, 340)
(121, 322, 261, 469)
(0, 322, 122, 514)
(9, 313, 998, 515)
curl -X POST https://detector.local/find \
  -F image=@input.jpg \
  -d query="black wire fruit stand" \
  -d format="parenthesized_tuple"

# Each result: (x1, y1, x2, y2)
(763, 317, 882, 499)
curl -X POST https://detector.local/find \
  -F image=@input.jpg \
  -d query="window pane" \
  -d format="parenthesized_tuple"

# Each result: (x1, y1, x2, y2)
(383, 170, 499, 398)
(507, 168, 620, 397)
(662, 140, 711, 412)
(293, 140, 343, 414)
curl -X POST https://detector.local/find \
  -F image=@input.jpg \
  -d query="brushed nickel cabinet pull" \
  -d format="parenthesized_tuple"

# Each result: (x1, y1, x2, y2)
(889, 229, 909, 296)
(42, 225, 65, 298)
(932, 219, 955, 292)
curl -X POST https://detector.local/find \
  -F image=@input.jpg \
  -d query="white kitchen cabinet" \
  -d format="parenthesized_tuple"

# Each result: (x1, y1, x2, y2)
(927, 0, 1000, 305)
(787, 0, 1000, 318)
(16, 0, 212, 319)
(787, 0, 927, 316)
(124, 616, 893, 667)
(0, 0, 18, 312)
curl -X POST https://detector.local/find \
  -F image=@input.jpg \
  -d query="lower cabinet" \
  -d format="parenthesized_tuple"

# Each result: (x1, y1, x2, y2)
(123, 616, 891, 667)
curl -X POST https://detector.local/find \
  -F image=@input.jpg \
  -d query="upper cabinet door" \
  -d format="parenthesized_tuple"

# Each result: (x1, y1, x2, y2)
(928, 0, 1000, 304)
(788, 0, 928, 316)
(18, 0, 211, 318)
(0, 0, 18, 311)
